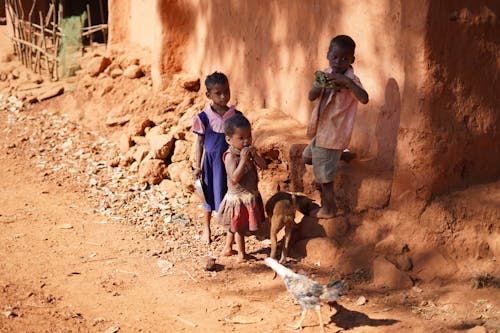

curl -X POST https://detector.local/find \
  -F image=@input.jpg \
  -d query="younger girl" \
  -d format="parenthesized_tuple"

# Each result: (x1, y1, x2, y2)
(218, 114, 267, 262)
(192, 72, 242, 244)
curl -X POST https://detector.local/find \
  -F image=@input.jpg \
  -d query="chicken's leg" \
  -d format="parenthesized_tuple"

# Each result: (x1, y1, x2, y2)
(315, 307, 325, 333)
(288, 308, 307, 330)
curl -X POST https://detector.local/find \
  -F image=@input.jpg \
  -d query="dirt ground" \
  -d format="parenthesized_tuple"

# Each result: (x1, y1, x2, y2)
(1, 27, 499, 332)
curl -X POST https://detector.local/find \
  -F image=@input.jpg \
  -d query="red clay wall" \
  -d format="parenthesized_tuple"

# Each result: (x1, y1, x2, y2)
(391, 1, 500, 210)
(107, 0, 499, 207)
(108, 0, 404, 166)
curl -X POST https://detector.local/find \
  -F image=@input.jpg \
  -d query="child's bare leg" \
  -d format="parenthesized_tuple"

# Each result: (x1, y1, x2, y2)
(316, 181, 336, 219)
(222, 231, 235, 256)
(235, 232, 247, 262)
(201, 210, 212, 244)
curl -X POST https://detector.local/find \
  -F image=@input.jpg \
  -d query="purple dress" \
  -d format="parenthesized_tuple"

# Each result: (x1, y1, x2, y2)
(192, 105, 242, 212)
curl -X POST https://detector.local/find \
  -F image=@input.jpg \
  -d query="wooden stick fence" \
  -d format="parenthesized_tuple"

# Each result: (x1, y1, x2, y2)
(6, 0, 108, 81)
(6, 0, 61, 80)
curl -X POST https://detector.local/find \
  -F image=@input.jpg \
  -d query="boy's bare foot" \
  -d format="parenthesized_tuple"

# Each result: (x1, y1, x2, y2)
(311, 207, 336, 219)
(222, 249, 238, 257)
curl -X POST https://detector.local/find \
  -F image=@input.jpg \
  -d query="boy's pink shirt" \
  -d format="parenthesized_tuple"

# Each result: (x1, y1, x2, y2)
(192, 104, 236, 134)
(307, 66, 363, 150)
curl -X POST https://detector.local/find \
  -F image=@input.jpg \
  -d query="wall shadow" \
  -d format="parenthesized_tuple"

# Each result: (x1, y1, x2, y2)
(375, 78, 401, 170)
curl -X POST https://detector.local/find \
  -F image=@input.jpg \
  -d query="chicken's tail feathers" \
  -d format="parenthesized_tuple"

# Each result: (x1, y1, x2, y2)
(321, 279, 344, 301)
(264, 257, 295, 279)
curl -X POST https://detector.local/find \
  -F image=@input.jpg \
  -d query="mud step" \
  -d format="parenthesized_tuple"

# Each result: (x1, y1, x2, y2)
(286, 143, 393, 213)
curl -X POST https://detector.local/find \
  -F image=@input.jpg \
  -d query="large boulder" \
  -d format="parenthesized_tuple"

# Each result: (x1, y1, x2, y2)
(171, 140, 191, 163)
(146, 132, 175, 160)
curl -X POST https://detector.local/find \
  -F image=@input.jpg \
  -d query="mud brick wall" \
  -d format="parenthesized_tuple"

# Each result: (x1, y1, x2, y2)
(107, 0, 499, 211)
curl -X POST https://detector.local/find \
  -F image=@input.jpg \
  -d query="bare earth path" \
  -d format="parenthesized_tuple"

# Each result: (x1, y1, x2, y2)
(1, 28, 498, 333)
(1, 99, 499, 333)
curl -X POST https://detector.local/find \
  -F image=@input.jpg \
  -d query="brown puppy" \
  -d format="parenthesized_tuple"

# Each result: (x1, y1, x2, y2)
(265, 192, 318, 263)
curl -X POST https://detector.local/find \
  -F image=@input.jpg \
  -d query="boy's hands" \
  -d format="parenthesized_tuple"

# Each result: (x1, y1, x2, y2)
(324, 72, 350, 88)
(323, 72, 369, 104)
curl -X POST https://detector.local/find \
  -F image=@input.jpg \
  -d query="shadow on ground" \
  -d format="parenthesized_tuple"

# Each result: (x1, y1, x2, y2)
(330, 302, 399, 329)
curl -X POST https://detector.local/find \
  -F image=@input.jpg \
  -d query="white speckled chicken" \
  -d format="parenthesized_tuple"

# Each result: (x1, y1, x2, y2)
(264, 258, 344, 332)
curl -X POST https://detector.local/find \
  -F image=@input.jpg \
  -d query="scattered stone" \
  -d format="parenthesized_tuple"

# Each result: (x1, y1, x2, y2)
(159, 179, 178, 198)
(146, 132, 174, 160)
(128, 118, 154, 136)
(132, 145, 149, 164)
(138, 159, 167, 185)
(105, 115, 131, 127)
(103, 326, 120, 333)
(157, 259, 174, 274)
(355, 296, 367, 306)
(38, 85, 64, 101)
(165, 161, 187, 182)
(123, 65, 143, 79)
(171, 140, 190, 163)
(87, 56, 111, 77)
(119, 57, 139, 68)
(118, 133, 133, 154)
(110, 68, 123, 78)
(132, 136, 148, 146)
(201, 256, 216, 271)
(2, 310, 18, 318)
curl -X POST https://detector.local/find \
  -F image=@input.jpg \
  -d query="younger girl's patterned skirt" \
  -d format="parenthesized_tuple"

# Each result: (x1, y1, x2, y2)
(218, 190, 265, 234)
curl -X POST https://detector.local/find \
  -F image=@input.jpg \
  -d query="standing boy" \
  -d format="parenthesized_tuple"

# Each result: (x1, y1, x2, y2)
(303, 35, 369, 218)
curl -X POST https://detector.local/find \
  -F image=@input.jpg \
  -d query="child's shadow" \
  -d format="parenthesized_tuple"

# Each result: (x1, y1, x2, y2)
(329, 302, 399, 330)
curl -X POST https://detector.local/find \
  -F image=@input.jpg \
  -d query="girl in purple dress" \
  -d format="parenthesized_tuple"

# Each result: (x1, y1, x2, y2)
(192, 72, 242, 244)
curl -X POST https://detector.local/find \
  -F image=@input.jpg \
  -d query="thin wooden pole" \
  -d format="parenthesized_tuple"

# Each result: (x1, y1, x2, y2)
(86, 3, 92, 49)
(40, 11, 48, 74)
(98, 0, 107, 44)
(50, 0, 57, 77)
(45, 3, 53, 27)
(13, 0, 27, 66)
(54, 2, 62, 80)
(28, 1, 36, 71)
